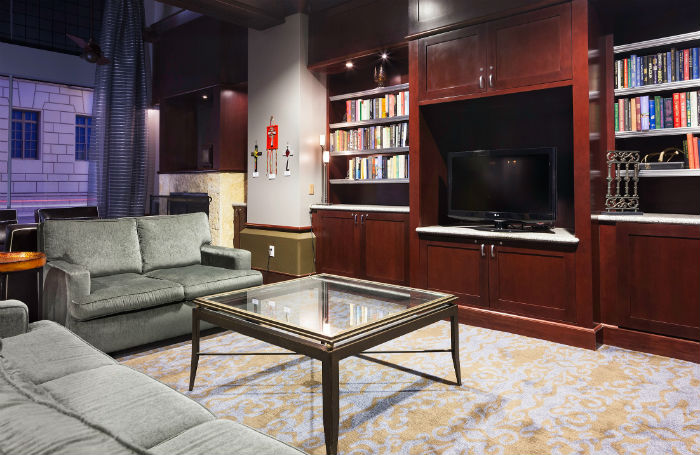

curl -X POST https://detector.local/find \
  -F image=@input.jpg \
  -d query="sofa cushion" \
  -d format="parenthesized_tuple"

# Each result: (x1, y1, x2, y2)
(146, 265, 263, 300)
(1, 321, 115, 384)
(43, 218, 142, 277)
(150, 419, 307, 455)
(0, 353, 147, 455)
(71, 273, 185, 321)
(137, 213, 212, 273)
(42, 364, 215, 449)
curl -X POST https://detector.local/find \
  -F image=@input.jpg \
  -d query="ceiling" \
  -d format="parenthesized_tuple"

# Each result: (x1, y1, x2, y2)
(154, 0, 354, 30)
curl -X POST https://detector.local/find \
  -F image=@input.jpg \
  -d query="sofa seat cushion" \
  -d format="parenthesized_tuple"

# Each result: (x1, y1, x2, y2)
(150, 420, 306, 455)
(0, 353, 147, 455)
(42, 218, 143, 277)
(42, 364, 214, 449)
(137, 213, 212, 273)
(71, 273, 185, 321)
(0, 321, 115, 384)
(146, 265, 263, 300)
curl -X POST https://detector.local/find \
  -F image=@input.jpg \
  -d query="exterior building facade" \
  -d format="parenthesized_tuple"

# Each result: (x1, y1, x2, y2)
(0, 76, 93, 221)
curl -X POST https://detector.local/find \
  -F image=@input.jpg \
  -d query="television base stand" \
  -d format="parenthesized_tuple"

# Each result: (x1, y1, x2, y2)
(467, 220, 554, 233)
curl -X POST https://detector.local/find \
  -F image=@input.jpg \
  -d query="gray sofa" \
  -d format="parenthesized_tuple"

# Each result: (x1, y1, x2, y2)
(0, 300, 305, 455)
(41, 213, 262, 353)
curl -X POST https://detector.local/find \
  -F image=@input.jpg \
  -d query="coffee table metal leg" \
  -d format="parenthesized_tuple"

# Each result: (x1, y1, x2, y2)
(189, 308, 200, 391)
(321, 356, 339, 455)
(450, 309, 462, 386)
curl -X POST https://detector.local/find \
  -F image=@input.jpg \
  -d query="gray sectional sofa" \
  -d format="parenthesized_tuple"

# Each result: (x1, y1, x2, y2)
(0, 300, 305, 455)
(41, 213, 262, 353)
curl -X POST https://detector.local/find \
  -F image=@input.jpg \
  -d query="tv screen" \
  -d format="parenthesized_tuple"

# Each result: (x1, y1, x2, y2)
(447, 147, 557, 224)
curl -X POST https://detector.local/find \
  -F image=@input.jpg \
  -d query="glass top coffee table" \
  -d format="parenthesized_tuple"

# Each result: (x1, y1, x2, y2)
(190, 274, 460, 455)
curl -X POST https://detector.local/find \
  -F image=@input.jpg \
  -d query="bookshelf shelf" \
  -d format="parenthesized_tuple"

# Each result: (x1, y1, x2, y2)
(329, 115, 409, 130)
(614, 30, 700, 54)
(330, 147, 409, 157)
(329, 178, 409, 185)
(614, 79, 700, 97)
(620, 169, 700, 178)
(616, 126, 700, 138)
(329, 83, 409, 102)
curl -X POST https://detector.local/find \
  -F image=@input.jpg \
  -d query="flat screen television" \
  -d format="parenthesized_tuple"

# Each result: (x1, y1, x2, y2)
(447, 147, 557, 229)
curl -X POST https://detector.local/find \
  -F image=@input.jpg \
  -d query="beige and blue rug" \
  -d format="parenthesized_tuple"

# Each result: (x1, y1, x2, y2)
(119, 322, 700, 454)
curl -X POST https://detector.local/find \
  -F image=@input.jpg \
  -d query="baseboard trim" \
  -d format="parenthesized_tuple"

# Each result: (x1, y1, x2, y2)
(600, 324, 699, 363)
(457, 305, 601, 350)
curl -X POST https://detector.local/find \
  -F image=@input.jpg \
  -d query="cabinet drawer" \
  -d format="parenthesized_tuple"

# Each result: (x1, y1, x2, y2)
(417, 24, 487, 101)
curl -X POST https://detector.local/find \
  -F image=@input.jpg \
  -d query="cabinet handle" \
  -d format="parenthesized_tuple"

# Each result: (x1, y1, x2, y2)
(489, 73, 493, 87)
(479, 75, 484, 89)
(480, 244, 485, 257)
(490, 244, 495, 258)
(360, 214, 365, 224)
(353, 214, 357, 224)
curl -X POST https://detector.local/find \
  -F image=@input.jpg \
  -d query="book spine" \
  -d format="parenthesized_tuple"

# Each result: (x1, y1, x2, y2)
(624, 59, 629, 88)
(681, 92, 688, 127)
(649, 97, 655, 130)
(671, 48, 677, 82)
(684, 49, 690, 80)
(619, 99, 625, 131)
(636, 97, 641, 131)
(697, 90, 700, 125)
(658, 52, 664, 83)
(630, 55, 637, 87)
(626, 98, 631, 131)
(688, 133, 696, 169)
(664, 97, 673, 128)
(651, 55, 658, 84)
(666, 51, 672, 83)
(694, 48, 700, 79)
(655, 95, 662, 129)
(695, 137, 699, 169)
(687, 91, 692, 127)
(641, 96, 650, 130)
(614, 102, 619, 131)
(673, 93, 681, 127)
(691, 91, 698, 127)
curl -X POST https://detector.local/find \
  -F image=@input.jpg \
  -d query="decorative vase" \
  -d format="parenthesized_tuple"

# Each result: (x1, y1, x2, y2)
(374, 63, 386, 87)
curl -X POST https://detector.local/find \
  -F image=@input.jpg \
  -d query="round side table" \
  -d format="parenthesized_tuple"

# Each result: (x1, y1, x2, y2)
(0, 252, 47, 321)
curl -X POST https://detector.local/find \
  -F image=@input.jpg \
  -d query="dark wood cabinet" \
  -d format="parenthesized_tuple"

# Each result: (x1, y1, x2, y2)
(421, 238, 575, 322)
(313, 210, 409, 285)
(417, 25, 487, 101)
(615, 223, 700, 341)
(489, 245, 575, 322)
(487, 3, 572, 91)
(416, 3, 572, 102)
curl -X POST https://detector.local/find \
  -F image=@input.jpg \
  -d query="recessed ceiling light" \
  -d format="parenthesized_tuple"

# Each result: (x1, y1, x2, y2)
(202, 94, 208, 100)
(345, 61, 353, 68)
(381, 52, 388, 60)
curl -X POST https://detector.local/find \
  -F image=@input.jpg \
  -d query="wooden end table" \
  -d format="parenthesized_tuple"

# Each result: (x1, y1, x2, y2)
(0, 252, 47, 321)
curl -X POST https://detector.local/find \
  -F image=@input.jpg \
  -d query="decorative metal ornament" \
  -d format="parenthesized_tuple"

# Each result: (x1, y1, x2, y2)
(373, 63, 387, 87)
(605, 150, 642, 214)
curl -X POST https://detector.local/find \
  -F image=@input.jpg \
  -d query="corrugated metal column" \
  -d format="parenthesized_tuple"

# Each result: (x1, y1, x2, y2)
(7, 75, 13, 209)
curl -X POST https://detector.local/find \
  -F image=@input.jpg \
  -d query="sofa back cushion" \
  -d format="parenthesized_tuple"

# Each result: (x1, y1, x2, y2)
(43, 218, 142, 277)
(137, 213, 212, 273)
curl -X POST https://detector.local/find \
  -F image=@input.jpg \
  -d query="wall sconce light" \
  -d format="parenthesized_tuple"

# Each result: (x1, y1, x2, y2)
(320, 134, 330, 205)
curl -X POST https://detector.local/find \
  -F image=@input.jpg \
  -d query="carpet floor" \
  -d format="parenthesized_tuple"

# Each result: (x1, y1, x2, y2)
(118, 322, 700, 455)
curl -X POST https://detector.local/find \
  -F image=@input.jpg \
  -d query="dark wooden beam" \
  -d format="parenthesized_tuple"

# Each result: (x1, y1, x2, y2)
(145, 9, 203, 41)
(155, 0, 286, 30)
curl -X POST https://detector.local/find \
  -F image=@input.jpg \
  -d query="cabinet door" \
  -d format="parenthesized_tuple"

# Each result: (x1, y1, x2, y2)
(417, 24, 487, 101)
(489, 245, 575, 322)
(314, 211, 360, 278)
(616, 223, 700, 341)
(487, 3, 572, 91)
(424, 240, 489, 307)
(361, 212, 409, 285)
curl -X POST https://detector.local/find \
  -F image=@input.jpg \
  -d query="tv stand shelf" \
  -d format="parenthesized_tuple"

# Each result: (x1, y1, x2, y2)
(416, 225, 579, 246)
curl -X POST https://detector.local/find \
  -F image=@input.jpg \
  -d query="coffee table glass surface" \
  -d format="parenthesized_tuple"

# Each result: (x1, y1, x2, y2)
(195, 274, 452, 344)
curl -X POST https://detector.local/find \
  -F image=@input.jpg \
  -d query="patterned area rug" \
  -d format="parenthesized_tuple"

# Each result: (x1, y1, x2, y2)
(119, 322, 700, 454)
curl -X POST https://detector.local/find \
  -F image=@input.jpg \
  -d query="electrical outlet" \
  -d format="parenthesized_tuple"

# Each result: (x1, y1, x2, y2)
(268, 245, 275, 257)
(309, 183, 314, 195)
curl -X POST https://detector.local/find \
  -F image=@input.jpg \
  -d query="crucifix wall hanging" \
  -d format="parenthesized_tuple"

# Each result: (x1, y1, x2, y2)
(250, 142, 261, 178)
(283, 144, 293, 176)
(266, 116, 278, 179)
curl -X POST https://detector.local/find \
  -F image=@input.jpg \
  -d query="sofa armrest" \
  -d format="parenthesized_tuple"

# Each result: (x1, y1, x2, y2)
(0, 300, 28, 338)
(43, 260, 90, 324)
(200, 245, 252, 271)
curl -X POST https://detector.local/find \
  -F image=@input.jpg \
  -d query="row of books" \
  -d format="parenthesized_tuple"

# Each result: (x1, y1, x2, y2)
(615, 48, 700, 89)
(344, 91, 409, 122)
(329, 122, 408, 152)
(614, 92, 700, 132)
(683, 134, 700, 169)
(347, 154, 408, 180)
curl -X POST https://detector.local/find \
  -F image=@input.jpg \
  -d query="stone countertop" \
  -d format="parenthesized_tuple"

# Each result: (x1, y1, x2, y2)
(592, 213, 700, 225)
(416, 225, 579, 245)
(310, 204, 410, 213)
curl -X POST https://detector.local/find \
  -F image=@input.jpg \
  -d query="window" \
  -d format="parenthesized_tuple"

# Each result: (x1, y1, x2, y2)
(75, 115, 92, 161)
(11, 110, 39, 159)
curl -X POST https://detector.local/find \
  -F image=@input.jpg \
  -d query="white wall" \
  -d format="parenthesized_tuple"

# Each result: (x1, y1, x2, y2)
(247, 14, 326, 227)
